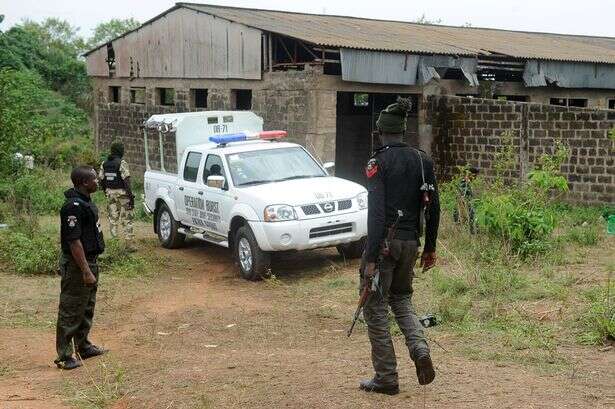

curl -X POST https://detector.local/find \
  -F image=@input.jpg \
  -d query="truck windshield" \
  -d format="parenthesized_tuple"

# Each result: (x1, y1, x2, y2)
(226, 147, 327, 187)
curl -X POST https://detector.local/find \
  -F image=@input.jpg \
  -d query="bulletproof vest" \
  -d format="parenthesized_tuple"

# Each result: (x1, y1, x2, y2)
(102, 157, 126, 190)
(62, 197, 105, 256)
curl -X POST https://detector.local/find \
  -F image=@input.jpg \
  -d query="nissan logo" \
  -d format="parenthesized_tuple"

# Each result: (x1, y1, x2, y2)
(322, 202, 335, 213)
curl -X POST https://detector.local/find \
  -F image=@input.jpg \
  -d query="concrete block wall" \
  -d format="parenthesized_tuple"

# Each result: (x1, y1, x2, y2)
(94, 69, 336, 176)
(426, 95, 615, 204)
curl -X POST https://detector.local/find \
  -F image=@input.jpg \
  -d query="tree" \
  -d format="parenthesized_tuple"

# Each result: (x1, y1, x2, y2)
(21, 18, 86, 55)
(414, 14, 443, 25)
(87, 18, 140, 49)
(0, 19, 91, 110)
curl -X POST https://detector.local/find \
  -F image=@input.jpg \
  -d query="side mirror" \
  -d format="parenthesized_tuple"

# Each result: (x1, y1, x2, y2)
(207, 175, 226, 189)
(323, 162, 335, 171)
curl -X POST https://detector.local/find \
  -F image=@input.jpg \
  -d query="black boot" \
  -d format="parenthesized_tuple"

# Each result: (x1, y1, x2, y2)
(359, 378, 399, 395)
(54, 357, 82, 370)
(414, 351, 435, 385)
(78, 345, 108, 360)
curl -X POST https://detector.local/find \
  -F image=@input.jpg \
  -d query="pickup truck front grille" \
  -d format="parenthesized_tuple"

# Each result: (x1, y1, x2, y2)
(309, 223, 353, 239)
(301, 205, 320, 215)
(337, 200, 352, 211)
(301, 199, 353, 216)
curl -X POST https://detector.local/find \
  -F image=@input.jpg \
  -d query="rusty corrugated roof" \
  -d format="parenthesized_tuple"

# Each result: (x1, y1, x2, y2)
(179, 3, 615, 64)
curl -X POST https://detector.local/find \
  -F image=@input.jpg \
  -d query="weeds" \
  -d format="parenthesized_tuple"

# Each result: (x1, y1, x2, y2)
(63, 358, 128, 409)
(577, 274, 615, 345)
(0, 362, 14, 377)
(0, 229, 58, 275)
(98, 239, 149, 278)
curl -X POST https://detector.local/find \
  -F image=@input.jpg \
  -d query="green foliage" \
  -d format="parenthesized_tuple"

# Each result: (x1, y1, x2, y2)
(476, 191, 556, 257)
(0, 230, 58, 275)
(98, 239, 148, 278)
(0, 20, 90, 109)
(577, 279, 615, 345)
(0, 69, 92, 173)
(528, 141, 570, 194)
(471, 136, 571, 257)
(87, 18, 140, 49)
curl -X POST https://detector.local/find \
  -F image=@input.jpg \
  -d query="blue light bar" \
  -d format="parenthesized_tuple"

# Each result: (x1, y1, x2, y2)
(209, 132, 248, 144)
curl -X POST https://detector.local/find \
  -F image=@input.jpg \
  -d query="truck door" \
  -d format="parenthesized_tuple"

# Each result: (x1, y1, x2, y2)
(176, 151, 205, 227)
(201, 154, 233, 237)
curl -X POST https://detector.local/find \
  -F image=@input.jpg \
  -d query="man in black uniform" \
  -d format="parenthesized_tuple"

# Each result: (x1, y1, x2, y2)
(55, 166, 107, 370)
(359, 97, 440, 395)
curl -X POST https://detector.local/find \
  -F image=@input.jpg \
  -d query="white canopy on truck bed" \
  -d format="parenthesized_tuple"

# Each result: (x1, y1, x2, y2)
(144, 111, 264, 172)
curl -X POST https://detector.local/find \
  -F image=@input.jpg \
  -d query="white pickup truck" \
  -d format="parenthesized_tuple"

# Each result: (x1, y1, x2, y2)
(143, 111, 367, 280)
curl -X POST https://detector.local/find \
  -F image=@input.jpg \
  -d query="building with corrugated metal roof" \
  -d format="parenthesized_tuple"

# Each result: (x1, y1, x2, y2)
(85, 2, 615, 189)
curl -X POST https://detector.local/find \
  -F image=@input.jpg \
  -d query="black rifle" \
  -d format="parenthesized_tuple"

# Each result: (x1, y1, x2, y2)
(347, 210, 404, 337)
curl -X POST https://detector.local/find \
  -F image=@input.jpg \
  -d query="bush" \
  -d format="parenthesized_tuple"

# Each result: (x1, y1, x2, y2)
(98, 239, 148, 278)
(0, 230, 58, 275)
(577, 282, 615, 345)
(469, 137, 571, 258)
(476, 191, 556, 257)
(0, 168, 70, 221)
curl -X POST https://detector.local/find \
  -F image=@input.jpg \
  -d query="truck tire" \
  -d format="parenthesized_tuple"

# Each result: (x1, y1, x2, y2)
(336, 237, 366, 259)
(157, 203, 185, 249)
(234, 225, 271, 281)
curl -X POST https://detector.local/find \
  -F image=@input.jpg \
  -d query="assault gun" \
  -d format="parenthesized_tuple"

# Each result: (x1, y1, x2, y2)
(346, 210, 404, 337)
(346, 269, 379, 337)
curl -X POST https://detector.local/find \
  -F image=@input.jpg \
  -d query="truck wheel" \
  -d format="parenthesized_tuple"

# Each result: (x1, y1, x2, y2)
(157, 203, 185, 249)
(337, 237, 366, 259)
(234, 225, 271, 281)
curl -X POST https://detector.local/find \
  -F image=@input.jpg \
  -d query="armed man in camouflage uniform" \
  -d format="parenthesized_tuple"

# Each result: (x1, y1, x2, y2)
(99, 142, 135, 248)
(359, 98, 440, 395)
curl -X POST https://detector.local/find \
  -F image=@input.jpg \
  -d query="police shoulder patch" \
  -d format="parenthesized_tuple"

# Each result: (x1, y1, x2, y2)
(67, 215, 78, 228)
(365, 158, 379, 178)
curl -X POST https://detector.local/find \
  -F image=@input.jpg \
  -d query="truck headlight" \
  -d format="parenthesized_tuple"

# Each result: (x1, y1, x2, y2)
(264, 205, 297, 222)
(356, 192, 368, 210)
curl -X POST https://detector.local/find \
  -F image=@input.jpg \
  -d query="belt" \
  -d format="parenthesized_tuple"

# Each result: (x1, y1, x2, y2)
(393, 230, 417, 241)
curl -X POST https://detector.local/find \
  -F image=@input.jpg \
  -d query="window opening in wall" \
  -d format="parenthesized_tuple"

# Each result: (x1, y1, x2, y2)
(550, 97, 588, 107)
(157, 88, 175, 106)
(106, 43, 116, 77)
(549, 98, 567, 106)
(609, 99, 615, 110)
(442, 68, 465, 81)
(207, 117, 218, 124)
(108, 86, 121, 103)
(191, 88, 208, 109)
(353, 93, 369, 107)
(495, 95, 528, 102)
(232, 89, 252, 110)
(223, 116, 234, 123)
(130, 87, 145, 104)
(568, 98, 588, 108)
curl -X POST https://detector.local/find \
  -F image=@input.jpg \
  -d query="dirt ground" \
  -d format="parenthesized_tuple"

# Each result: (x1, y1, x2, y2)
(1, 221, 614, 409)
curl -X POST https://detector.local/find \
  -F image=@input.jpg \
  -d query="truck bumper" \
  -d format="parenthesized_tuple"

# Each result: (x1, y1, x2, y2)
(248, 209, 367, 252)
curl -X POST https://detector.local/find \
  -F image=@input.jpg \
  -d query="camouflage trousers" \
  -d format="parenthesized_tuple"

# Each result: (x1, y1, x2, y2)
(362, 239, 430, 386)
(56, 254, 98, 361)
(106, 191, 134, 241)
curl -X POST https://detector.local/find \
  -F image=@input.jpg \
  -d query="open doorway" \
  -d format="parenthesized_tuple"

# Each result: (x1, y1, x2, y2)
(335, 92, 418, 186)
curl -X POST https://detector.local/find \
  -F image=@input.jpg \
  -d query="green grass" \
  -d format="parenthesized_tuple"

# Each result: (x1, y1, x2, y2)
(426, 197, 610, 369)
(576, 279, 615, 345)
(0, 362, 14, 377)
(63, 358, 128, 409)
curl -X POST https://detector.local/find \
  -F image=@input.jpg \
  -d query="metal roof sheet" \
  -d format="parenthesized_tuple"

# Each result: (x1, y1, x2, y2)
(179, 3, 615, 64)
